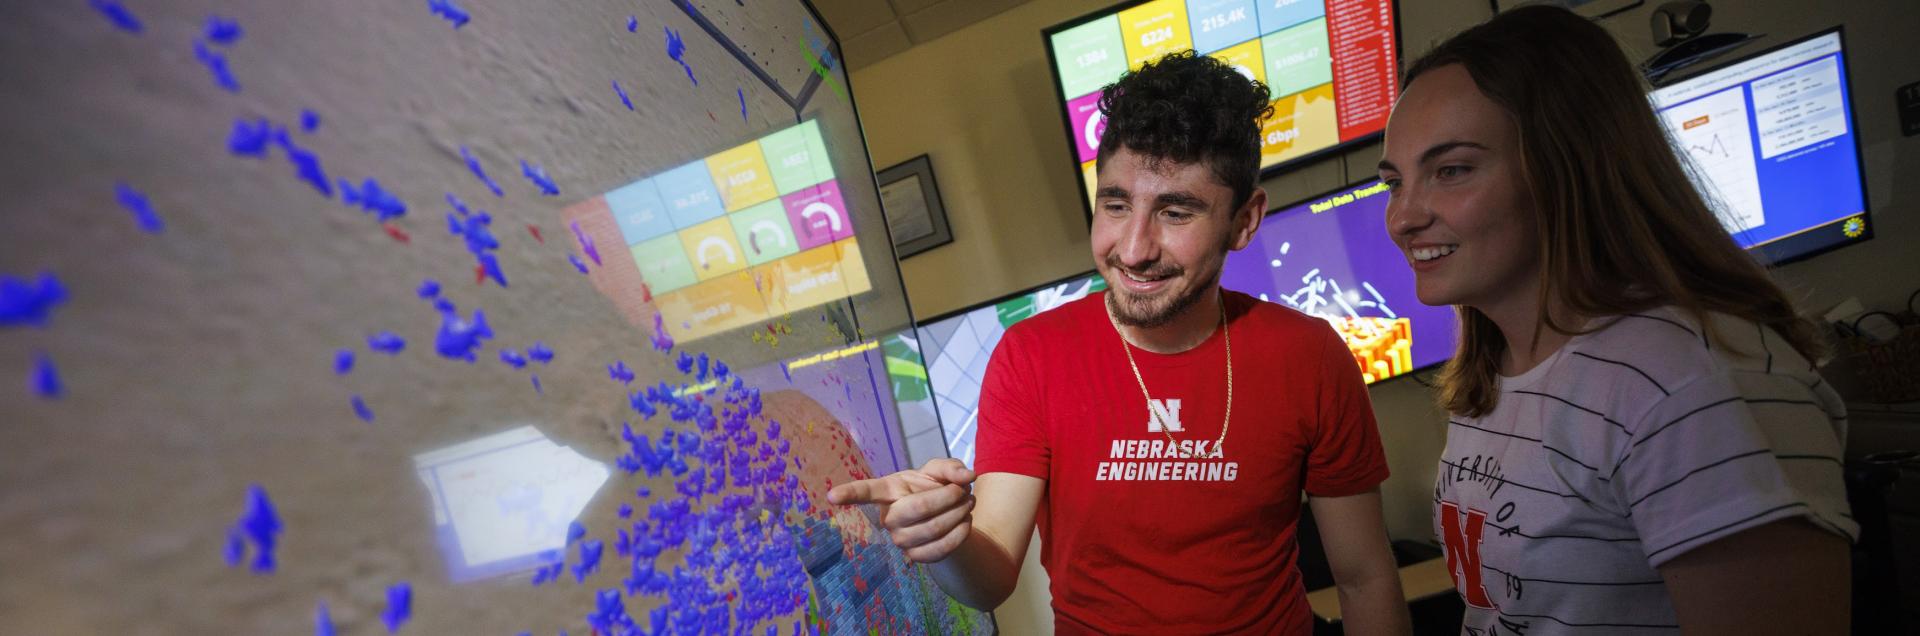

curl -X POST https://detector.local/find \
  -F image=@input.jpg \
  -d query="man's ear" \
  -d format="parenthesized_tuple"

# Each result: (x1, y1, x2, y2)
(1229, 187, 1266, 251)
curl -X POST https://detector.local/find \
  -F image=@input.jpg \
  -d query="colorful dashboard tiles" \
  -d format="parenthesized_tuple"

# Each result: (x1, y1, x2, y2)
(1117, 0, 1193, 69)
(1189, 0, 1260, 54)
(761, 239, 870, 316)
(757, 122, 835, 194)
(1048, 0, 1399, 210)
(782, 180, 853, 250)
(578, 120, 869, 342)
(729, 200, 800, 266)
(655, 160, 727, 229)
(1257, 0, 1327, 34)
(678, 217, 749, 282)
(705, 141, 779, 212)
(1262, 17, 1331, 99)
(1067, 92, 1106, 163)
(1050, 16, 1131, 100)
(1211, 38, 1268, 86)
(1262, 83, 1338, 164)
(606, 177, 674, 242)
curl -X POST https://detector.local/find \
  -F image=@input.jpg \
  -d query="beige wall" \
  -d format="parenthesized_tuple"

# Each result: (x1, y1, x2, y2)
(848, 0, 1920, 631)
(852, 0, 1120, 320)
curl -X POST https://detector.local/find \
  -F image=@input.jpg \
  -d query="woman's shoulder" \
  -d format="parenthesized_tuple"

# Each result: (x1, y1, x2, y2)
(1569, 306, 1819, 395)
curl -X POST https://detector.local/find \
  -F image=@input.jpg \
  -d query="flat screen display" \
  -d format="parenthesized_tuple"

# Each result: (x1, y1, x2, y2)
(884, 274, 1109, 467)
(1044, 0, 1401, 216)
(1220, 179, 1457, 383)
(1650, 28, 1872, 265)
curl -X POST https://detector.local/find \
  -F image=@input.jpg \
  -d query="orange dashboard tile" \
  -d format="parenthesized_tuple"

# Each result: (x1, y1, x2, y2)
(758, 239, 871, 315)
(652, 270, 770, 342)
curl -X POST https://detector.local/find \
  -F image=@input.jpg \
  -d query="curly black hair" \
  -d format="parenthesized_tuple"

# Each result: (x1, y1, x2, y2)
(1095, 50, 1273, 210)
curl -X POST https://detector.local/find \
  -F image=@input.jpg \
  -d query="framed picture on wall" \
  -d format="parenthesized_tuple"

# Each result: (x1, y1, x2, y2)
(1490, 0, 1643, 19)
(876, 154, 953, 259)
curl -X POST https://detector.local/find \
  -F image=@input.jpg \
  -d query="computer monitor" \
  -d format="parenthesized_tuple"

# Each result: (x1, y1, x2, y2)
(1220, 179, 1458, 384)
(885, 273, 1108, 467)
(1650, 27, 1872, 265)
(1044, 0, 1402, 220)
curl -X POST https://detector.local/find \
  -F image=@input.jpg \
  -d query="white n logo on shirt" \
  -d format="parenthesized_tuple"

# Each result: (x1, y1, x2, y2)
(1146, 398, 1183, 433)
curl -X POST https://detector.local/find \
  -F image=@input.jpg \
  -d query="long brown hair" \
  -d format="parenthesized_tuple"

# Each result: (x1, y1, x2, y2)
(1405, 5, 1826, 417)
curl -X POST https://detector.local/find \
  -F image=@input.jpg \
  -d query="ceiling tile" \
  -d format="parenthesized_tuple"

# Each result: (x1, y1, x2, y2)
(898, 0, 1029, 44)
(810, 0, 900, 40)
(842, 21, 914, 71)
(886, 0, 945, 16)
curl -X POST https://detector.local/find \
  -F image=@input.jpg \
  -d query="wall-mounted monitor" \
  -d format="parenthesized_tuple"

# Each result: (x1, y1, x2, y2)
(1650, 27, 1872, 265)
(1220, 179, 1458, 384)
(884, 273, 1109, 468)
(1044, 0, 1402, 219)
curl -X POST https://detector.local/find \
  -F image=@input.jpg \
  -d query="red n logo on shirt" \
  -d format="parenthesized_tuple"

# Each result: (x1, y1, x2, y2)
(1438, 501, 1496, 609)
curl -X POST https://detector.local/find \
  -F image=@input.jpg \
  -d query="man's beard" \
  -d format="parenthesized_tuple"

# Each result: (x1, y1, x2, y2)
(1105, 258, 1217, 328)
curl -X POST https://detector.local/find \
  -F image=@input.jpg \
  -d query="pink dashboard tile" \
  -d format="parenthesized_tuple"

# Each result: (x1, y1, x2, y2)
(781, 179, 852, 251)
(1067, 91, 1107, 163)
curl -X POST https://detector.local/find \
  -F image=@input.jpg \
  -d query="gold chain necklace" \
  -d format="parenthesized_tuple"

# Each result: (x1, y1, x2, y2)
(1115, 292, 1232, 459)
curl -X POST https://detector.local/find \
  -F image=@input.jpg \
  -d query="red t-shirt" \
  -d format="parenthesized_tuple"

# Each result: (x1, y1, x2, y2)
(974, 290, 1389, 635)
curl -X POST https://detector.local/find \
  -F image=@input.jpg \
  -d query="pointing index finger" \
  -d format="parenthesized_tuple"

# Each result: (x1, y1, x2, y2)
(826, 476, 901, 506)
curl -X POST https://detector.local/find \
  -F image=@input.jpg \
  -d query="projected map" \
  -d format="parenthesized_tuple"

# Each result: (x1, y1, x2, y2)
(0, 1, 989, 634)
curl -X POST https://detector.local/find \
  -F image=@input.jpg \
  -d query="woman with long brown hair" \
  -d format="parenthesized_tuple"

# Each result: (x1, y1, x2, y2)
(1377, 5, 1853, 633)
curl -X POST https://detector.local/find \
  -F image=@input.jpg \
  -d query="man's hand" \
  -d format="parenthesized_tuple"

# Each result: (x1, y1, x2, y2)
(826, 458, 976, 563)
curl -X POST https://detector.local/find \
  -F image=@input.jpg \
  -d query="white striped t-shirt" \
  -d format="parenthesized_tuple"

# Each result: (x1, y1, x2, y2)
(1432, 307, 1857, 634)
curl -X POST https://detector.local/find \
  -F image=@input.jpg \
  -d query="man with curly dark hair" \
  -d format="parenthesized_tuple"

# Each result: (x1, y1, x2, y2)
(832, 52, 1410, 635)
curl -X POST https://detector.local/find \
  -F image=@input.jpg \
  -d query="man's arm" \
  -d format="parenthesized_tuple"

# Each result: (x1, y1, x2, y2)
(1657, 518, 1849, 635)
(1308, 489, 1411, 636)
(827, 460, 1046, 611)
(924, 472, 1045, 610)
